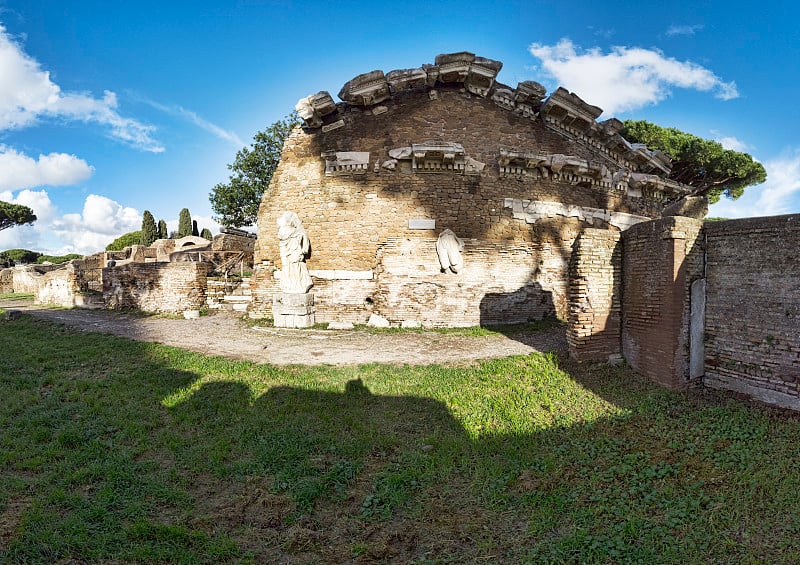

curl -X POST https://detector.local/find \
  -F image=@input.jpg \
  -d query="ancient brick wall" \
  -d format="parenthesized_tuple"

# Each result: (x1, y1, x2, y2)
(250, 52, 698, 326)
(0, 268, 12, 293)
(703, 215, 800, 409)
(103, 262, 208, 313)
(567, 229, 622, 361)
(256, 87, 660, 271)
(621, 217, 704, 390)
(35, 264, 82, 307)
(375, 237, 560, 327)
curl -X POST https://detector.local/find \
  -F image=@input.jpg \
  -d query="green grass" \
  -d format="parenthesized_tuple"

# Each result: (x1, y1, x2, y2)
(1, 313, 800, 563)
(0, 292, 34, 300)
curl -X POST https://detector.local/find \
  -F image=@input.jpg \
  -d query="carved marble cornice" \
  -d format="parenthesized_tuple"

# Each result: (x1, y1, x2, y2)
(294, 51, 679, 186)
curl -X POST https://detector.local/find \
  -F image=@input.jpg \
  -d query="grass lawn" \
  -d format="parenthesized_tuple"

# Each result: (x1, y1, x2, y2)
(1, 312, 799, 563)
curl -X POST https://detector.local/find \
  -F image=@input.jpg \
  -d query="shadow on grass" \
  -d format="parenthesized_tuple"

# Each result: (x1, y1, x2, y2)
(2, 314, 800, 563)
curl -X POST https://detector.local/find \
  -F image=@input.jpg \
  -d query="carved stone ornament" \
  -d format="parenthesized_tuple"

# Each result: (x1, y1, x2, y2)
(338, 70, 390, 106)
(295, 91, 337, 128)
(321, 151, 370, 176)
(436, 229, 465, 274)
(388, 143, 485, 175)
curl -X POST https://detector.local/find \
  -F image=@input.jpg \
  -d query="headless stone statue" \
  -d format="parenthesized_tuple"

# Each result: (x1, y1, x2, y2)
(436, 229, 464, 274)
(277, 211, 313, 293)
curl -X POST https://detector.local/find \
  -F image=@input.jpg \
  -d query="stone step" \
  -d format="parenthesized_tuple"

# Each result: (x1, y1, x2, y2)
(222, 295, 252, 303)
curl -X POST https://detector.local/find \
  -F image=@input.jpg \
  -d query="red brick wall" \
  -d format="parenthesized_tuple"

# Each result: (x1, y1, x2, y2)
(103, 262, 208, 313)
(703, 215, 800, 409)
(621, 217, 703, 390)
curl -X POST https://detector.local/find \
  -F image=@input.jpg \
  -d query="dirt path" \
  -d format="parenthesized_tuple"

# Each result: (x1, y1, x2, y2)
(0, 299, 566, 366)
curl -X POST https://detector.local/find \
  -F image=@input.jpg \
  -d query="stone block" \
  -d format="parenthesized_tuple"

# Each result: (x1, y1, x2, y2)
(273, 292, 316, 328)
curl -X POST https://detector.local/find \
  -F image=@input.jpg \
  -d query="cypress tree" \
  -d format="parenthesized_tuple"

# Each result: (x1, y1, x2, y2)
(157, 219, 167, 239)
(192, 219, 199, 237)
(177, 208, 192, 237)
(140, 210, 157, 246)
(200, 227, 213, 240)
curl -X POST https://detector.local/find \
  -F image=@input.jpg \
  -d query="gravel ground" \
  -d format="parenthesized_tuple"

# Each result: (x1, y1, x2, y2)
(0, 298, 566, 366)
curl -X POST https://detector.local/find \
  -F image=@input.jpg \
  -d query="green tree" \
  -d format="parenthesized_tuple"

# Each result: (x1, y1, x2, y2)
(177, 208, 192, 238)
(1, 248, 41, 264)
(192, 220, 199, 237)
(0, 201, 36, 231)
(106, 231, 142, 251)
(36, 253, 82, 264)
(157, 219, 168, 239)
(622, 120, 767, 204)
(200, 227, 213, 240)
(210, 112, 300, 227)
(141, 210, 158, 246)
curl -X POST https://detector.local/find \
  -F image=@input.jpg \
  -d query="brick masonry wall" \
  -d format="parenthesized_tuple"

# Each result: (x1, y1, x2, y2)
(249, 235, 565, 326)
(35, 264, 83, 307)
(103, 262, 208, 313)
(375, 237, 560, 326)
(567, 229, 622, 361)
(252, 86, 665, 325)
(621, 216, 703, 390)
(703, 215, 800, 409)
(0, 268, 12, 293)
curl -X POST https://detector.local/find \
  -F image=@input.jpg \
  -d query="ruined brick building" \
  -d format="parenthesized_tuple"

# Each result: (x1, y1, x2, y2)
(250, 51, 693, 326)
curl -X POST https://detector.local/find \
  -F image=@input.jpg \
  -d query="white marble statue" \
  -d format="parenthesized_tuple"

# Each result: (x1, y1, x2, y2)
(436, 229, 465, 274)
(277, 211, 313, 293)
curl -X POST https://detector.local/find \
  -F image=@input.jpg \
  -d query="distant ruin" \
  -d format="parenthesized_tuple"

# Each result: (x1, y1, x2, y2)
(0, 229, 256, 314)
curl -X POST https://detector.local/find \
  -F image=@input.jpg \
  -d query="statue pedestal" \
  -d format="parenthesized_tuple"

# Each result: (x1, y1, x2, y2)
(273, 292, 315, 328)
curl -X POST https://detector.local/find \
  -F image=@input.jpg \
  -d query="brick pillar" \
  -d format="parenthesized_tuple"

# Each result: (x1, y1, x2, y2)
(621, 217, 703, 390)
(567, 229, 622, 362)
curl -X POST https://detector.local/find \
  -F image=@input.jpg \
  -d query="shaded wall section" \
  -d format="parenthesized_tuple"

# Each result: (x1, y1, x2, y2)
(621, 217, 704, 390)
(703, 215, 800, 409)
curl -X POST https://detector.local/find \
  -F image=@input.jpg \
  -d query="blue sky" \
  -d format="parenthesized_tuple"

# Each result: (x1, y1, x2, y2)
(1, 0, 799, 254)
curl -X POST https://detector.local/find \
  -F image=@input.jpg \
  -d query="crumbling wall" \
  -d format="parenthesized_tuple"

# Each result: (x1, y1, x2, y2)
(35, 264, 82, 307)
(703, 215, 800, 409)
(10, 266, 44, 294)
(567, 229, 622, 361)
(374, 237, 558, 327)
(0, 268, 12, 293)
(621, 216, 704, 390)
(103, 262, 208, 313)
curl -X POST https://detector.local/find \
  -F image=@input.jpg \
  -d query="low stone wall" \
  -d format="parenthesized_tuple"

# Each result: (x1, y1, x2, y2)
(103, 262, 209, 313)
(703, 215, 800, 409)
(10, 265, 44, 294)
(35, 264, 81, 307)
(567, 229, 622, 361)
(0, 268, 12, 293)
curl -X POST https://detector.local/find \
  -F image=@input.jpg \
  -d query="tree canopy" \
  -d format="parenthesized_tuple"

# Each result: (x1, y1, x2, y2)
(0, 201, 36, 231)
(157, 219, 168, 240)
(141, 210, 157, 246)
(210, 112, 300, 228)
(106, 231, 142, 251)
(621, 120, 766, 204)
(177, 208, 192, 238)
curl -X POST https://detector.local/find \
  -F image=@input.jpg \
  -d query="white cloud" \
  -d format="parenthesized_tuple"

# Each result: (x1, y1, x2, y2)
(0, 145, 94, 190)
(0, 25, 163, 152)
(708, 150, 800, 219)
(528, 38, 739, 115)
(0, 189, 141, 254)
(711, 131, 751, 152)
(666, 24, 704, 37)
(140, 98, 245, 147)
